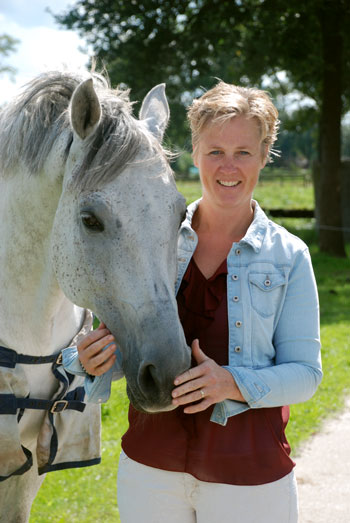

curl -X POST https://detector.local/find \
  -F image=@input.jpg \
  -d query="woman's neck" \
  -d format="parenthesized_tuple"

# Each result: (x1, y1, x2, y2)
(193, 199, 255, 242)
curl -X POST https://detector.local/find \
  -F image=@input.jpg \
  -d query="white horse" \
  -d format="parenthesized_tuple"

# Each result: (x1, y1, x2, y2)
(0, 71, 190, 522)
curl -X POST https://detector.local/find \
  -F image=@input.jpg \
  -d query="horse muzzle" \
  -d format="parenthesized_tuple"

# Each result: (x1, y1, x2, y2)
(123, 344, 191, 413)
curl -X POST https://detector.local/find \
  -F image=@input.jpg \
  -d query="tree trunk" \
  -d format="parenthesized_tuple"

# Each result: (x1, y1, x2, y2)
(318, 1, 346, 257)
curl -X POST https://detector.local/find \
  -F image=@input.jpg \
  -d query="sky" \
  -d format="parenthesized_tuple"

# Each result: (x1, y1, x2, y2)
(0, 0, 91, 104)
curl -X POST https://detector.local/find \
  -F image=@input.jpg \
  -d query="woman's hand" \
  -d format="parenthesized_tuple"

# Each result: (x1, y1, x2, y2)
(77, 322, 117, 376)
(172, 339, 246, 414)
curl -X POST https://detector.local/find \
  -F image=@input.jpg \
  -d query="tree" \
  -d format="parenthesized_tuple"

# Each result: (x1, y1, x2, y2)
(0, 34, 19, 77)
(55, 0, 350, 256)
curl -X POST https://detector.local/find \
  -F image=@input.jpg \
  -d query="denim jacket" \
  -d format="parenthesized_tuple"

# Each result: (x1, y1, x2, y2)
(63, 199, 322, 426)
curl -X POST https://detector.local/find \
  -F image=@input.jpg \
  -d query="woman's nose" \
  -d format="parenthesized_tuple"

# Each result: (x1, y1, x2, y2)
(220, 155, 237, 173)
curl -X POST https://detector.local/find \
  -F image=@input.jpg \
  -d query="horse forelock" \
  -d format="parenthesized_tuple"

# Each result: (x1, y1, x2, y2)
(0, 70, 169, 189)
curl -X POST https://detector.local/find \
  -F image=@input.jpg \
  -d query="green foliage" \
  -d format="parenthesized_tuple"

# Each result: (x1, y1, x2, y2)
(273, 106, 319, 168)
(172, 150, 194, 177)
(0, 34, 19, 77)
(54, 1, 350, 134)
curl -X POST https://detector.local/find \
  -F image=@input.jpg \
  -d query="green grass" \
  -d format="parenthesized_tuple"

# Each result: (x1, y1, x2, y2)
(286, 251, 350, 455)
(176, 172, 315, 210)
(175, 179, 203, 204)
(288, 321, 349, 455)
(254, 181, 314, 211)
(30, 174, 349, 522)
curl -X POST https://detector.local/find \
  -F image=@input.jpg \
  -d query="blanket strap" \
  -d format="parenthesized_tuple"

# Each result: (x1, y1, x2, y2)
(0, 346, 62, 368)
(0, 310, 93, 419)
(0, 392, 86, 415)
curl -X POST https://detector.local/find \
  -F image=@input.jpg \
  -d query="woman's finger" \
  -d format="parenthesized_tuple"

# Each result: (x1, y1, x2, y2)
(174, 340, 210, 386)
(80, 342, 117, 376)
(191, 339, 209, 364)
(172, 386, 207, 406)
(78, 328, 112, 351)
(174, 365, 202, 386)
(172, 376, 205, 400)
(91, 353, 117, 377)
(90, 343, 117, 367)
(79, 335, 115, 359)
(183, 398, 211, 414)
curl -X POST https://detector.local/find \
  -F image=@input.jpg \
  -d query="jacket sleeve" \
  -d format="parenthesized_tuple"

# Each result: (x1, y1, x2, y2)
(62, 345, 124, 403)
(212, 248, 322, 425)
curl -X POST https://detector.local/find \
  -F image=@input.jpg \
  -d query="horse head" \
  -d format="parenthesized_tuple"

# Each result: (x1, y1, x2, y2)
(51, 76, 191, 412)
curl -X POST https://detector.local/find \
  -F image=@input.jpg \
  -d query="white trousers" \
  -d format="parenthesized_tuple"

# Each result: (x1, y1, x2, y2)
(117, 451, 298, 523)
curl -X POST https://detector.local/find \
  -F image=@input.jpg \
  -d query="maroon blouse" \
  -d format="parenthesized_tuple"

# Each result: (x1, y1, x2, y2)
(121, 258, 295, 485)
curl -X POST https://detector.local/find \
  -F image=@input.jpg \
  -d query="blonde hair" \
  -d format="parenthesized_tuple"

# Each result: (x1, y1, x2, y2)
(187, 81, 279, 162)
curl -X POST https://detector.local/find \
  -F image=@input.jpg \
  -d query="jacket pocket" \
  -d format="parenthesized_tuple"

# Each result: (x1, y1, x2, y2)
(249, 272, 287, 317)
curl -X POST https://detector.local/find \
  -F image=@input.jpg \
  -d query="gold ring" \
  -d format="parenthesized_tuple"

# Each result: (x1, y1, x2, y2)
(200, 389, 205, 399)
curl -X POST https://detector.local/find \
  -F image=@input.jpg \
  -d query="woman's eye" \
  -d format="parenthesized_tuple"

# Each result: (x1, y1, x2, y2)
(209, 150, 222, 156)
(238, 150, 250, 156)
(81, 212, 104, 232)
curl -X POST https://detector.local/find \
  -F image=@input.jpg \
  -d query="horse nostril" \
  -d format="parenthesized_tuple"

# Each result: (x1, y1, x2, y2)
(138, 363, 158, 395)
(134, 348, 190, 410)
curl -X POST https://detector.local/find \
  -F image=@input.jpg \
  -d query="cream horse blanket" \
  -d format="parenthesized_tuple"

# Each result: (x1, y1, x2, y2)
(0, 310, 101, 480)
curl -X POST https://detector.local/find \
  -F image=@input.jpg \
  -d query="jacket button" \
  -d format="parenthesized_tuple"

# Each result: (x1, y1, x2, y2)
(234, 346, 242, 353)
(178, 257, 186, 263)
(232, 274, 239, 281)
(235, 248, 241, 255)
(233, 296, 239, 302)
(264, 279, 271, 287)
(235, 320, 242, 328)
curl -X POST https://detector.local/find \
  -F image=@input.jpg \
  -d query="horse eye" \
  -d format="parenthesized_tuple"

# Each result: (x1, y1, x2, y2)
(81, 211, 104, 232)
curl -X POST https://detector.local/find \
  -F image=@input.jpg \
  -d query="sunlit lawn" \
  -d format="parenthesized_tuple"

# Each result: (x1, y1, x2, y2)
(176, 168, 314, 209)
(30, 174, 349, 522)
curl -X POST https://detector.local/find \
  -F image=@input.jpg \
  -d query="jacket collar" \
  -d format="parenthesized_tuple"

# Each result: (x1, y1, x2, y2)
(183, 198, 269, 253)
(183, 198, 200, 231)
(241, 200, 269, 253)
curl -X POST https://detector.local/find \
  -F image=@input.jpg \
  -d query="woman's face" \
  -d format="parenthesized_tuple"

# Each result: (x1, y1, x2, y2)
(193, 115, 267, 213)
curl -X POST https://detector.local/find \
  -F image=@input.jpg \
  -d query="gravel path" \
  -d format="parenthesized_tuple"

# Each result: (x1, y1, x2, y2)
(295, 398, 350, 523)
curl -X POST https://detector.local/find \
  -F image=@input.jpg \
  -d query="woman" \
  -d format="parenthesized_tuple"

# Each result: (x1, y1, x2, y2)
(64, 81, 322, 522)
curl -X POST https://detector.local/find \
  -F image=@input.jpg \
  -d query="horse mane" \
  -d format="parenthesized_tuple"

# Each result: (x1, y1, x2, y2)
(0, 70, 164, 190)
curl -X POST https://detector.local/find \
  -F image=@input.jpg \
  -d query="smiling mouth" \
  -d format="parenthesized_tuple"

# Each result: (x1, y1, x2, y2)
(217, 180, 241, 187)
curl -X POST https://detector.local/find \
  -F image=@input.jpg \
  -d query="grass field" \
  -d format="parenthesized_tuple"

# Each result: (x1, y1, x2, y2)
(176, 168, 314, 210)
(30, 175, 350, 522)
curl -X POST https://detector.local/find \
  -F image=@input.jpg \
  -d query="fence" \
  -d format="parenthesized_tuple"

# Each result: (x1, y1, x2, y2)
(259, 170, 311, 186)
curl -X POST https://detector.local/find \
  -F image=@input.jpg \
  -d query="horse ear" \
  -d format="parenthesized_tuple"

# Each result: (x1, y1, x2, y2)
(139, 84, 169, 142)
(70, 78, 101, 140)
